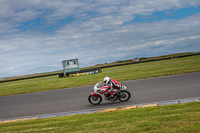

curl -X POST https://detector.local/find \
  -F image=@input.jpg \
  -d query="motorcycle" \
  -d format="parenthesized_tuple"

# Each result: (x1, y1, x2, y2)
(88, 81, 131, 105)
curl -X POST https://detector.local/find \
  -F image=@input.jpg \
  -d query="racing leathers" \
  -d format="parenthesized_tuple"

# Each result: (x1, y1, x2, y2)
(104, 78, 121, 96)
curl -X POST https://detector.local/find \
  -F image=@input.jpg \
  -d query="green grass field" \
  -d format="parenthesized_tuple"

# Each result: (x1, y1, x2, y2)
(1, 102, 199, 133)
(0, 55, 200, 97)
(1, 52, 197, 83)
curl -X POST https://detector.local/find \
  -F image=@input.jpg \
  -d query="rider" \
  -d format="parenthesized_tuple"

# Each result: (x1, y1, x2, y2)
(103, 77, 121, 97)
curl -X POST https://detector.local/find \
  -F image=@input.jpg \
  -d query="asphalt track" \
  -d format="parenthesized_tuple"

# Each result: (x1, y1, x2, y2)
(0, 72, 200, 120)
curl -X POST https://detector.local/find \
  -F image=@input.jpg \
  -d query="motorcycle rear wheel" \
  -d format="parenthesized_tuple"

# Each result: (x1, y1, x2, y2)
(88, 95, 102, 105)
(119, 90, 131, 102)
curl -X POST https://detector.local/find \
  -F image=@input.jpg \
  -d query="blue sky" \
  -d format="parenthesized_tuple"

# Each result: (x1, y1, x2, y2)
(0, 0, 200, 78)
(133, 6, 200, 23)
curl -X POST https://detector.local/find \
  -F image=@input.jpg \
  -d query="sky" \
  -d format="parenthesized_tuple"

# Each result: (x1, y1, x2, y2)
(0, 0, 200, 78)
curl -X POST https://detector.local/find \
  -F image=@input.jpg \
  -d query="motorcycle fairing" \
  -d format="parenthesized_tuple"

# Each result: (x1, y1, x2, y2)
(90, 93, 102, 98)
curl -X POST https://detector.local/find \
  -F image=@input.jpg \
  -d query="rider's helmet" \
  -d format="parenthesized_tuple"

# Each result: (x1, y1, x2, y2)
(103, 77, 110, 85)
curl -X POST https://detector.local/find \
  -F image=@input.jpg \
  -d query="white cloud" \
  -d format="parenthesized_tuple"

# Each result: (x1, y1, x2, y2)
(0, 0, 200, 77)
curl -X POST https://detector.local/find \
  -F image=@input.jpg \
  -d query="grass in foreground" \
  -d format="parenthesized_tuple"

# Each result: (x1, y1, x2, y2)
(0, 102, 200, 133)
(0, 55, 200, 96)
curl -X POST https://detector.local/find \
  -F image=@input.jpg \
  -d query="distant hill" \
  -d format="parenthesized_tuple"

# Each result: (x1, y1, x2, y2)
(0, 73, 13, 79)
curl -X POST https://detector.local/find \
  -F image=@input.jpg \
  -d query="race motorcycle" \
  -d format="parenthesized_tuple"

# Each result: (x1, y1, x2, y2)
(88, 81, 131, 105)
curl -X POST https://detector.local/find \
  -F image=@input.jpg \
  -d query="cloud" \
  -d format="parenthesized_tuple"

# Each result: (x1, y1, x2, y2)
(0, 0, 200, 77)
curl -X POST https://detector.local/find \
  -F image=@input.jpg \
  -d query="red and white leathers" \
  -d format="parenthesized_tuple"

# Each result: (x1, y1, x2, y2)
(102, 78, 121, 96)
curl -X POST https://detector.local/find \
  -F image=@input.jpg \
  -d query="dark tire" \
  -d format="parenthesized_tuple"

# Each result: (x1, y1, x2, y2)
(88, 95, 102, 105)
(119, 90, 131, 102)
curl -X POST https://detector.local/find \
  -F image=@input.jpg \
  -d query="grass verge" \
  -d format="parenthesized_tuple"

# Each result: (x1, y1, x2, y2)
(0, 102, 200, 133)
(0, 55, 200, 96)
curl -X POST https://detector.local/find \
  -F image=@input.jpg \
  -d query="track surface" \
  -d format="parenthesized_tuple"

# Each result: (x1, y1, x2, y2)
(0, 72, 200, 120)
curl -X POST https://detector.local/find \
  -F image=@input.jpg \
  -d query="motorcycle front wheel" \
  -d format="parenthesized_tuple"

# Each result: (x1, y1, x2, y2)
(88, 95, 102, 105)
(119, 90, 131, 102)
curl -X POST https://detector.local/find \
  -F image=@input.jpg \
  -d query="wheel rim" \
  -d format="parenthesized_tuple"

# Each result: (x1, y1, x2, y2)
(120, 92, 129, 101)
(90, 96, 101, 104)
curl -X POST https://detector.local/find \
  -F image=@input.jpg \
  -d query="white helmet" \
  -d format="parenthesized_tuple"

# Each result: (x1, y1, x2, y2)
(103, 77, 110, 84)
